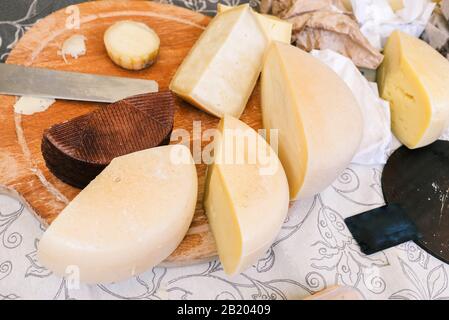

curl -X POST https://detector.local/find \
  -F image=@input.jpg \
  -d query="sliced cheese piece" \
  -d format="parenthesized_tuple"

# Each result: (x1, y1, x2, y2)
(104, 20, 160, 70)
(217, 4, 292, 44)
(342, 0, 404, 12)
(261, 42, 363, 199)
(341, 0, 353, 11)
(204, 115, 289, 275)
(169, 4, 268, 118)
(37, 145, 197, 284)
(58, 34, 86, 63)
(388, 0, 404, 11)
(216, 3, 233, 13)
(377, 30, 449, 149)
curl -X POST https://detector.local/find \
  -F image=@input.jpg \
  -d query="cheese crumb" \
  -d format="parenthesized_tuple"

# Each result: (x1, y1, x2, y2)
(58, 34, 87, 63)
(14, 96, 55, 115)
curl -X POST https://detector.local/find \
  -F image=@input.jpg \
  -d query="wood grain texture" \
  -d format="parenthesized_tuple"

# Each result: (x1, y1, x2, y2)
(0, 0, 263, 266)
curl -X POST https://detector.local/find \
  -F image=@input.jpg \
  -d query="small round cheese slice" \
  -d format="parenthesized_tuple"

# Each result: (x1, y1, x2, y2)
(37, 145, 197, 284)
(104, 20, 160, 70)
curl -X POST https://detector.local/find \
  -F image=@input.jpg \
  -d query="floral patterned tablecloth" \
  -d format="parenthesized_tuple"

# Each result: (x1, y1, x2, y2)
(1, 0, 449, 300)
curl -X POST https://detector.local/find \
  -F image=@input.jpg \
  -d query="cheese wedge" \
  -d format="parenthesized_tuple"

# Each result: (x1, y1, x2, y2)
(341, 0, 353, 11)
(377, 31, 449, 149)
(169, 4, 268, 118)
(38, 145, 197, 284)
(217, 4, 292, 44)
(342, 0, 404, 12)
(261, 42, 363, 199)
(204, 115, 289, 275)
(389, 0, 405, 11)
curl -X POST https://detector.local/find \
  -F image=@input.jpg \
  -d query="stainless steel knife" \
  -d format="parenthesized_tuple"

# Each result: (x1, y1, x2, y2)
(0, 63, 159, 103)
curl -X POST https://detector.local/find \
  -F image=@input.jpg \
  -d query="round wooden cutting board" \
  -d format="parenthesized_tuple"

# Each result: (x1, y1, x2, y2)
(0, 1, 262, 266)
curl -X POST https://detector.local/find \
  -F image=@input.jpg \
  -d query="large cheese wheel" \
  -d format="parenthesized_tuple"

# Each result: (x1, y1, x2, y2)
(261, 41, 363, 199)
(377, 30, 449, 149)
(37, 145, 197, 284)
(204, 115, 289, 275)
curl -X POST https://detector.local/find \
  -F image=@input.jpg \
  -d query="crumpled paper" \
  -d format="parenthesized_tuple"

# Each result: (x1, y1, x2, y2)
(311, 49, 392, 165)
(351, 0, 435, 49)
(442, 127, 449, 140)
(422, 0, 449, 59)
(260, 0, 383, 69)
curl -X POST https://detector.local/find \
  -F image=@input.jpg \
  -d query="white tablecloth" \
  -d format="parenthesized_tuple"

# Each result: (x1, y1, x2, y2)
(2, 162, 449, 300)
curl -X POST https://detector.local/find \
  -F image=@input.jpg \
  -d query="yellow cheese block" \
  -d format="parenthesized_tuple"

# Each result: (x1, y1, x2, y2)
(341, 0, 353, 11)
(377, 31, 449, 149)
(170, 5, 268, 118)
(204, 115, 289, 275)
(388, 0, 404, 11)
(261, 42, 363, 200)
(38, 145, 197, 284)
(342, 0, 404, 11)
(216, 3, 232, 13)
(217, 4, 292, 44)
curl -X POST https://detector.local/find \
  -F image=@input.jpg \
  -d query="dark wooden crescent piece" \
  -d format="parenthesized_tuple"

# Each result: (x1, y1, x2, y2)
(42, 91, 175, 188)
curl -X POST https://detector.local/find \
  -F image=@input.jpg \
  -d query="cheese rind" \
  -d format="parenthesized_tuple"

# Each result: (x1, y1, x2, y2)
(377, 30, 449, 149)
(204, 115, 289, 275)
(169, 5, 268, 118)
(261, 42, 363, 199)
(37, 145, 197, 284)
(217, 4, 292, 44)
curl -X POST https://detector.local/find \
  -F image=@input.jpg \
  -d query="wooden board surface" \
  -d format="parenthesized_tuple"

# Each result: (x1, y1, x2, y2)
(0, 0, 263, 266)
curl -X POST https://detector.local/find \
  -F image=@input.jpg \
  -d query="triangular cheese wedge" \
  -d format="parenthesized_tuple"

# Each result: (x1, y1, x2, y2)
(170, 4, 268, 118)
(204, 115, 289, 275)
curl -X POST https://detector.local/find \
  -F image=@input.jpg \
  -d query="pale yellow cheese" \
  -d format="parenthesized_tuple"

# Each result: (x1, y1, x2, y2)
(38, 145, 197, 284)
(388, 0, 404, 11)
(217, 4, 292, 44)
(204, 115, 289, 275)
(216, 3, 233, 13)
(169, 5, 268, 118)
(13, 96, 55, 115)
(59, 34, 86, 63)
(377, 31, 449, 149)
(341, 0, 353, 11)
(261, 42, 363, 200)
(104, 20, 160, 70)
(342, 0, 404, 11)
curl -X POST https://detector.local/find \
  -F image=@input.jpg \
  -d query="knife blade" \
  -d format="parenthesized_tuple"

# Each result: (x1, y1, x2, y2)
(0, 63, 158, 103)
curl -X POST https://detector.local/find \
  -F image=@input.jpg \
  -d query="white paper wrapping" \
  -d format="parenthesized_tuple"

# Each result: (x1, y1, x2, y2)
(311, 49, 392, 165)
(351, 0, 436, 49)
